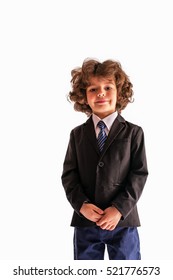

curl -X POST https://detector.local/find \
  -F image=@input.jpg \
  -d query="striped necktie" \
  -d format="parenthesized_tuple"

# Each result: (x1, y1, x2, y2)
(97, 120, 107, 152)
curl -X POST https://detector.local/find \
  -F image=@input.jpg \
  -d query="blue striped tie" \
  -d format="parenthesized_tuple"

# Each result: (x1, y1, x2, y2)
(97, 121, 107, 152)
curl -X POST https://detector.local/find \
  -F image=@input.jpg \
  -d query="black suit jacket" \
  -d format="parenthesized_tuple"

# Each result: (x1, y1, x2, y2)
(61, 114, 148, 227)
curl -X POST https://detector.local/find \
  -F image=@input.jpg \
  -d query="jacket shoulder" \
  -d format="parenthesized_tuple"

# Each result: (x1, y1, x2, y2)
(117, 114, 143, 132)
(71, 117, 92, 134)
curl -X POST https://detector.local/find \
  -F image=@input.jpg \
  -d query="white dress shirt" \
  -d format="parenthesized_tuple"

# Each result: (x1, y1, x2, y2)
(92, 111, 118, 138)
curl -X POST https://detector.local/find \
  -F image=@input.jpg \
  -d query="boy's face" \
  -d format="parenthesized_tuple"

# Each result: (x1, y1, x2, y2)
(86, 76, 117, 119)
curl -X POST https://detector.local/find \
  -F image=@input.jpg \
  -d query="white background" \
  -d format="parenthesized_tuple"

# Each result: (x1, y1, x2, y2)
(0, 0, 173, 262)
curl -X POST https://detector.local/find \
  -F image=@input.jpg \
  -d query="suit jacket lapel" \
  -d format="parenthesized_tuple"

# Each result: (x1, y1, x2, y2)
(101, 114, 126, 155)
(84, 116, 100, 155)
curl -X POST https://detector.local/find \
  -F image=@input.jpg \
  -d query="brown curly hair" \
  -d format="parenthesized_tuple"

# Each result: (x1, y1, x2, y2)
(68, 58, 134, 116)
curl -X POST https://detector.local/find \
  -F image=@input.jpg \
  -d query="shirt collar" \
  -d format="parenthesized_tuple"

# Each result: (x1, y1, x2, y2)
(92, 111, 118, 131)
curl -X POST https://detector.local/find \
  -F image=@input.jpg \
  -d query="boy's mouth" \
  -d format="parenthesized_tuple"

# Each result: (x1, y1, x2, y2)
(95, 99, 109, 104)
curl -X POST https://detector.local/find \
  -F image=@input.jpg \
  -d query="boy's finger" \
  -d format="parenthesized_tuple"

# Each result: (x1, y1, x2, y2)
(93, 207, 104, 215)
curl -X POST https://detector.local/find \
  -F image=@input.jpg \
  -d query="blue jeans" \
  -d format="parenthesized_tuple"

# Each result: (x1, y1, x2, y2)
(74, 226, 141, 260)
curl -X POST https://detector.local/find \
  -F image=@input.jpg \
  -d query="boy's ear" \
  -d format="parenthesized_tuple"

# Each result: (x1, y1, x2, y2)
(78, 97, 86, 104)
(83, 97, 88, 105)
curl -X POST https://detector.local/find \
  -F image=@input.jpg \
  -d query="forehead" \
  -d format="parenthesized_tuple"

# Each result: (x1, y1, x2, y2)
(88, 76, 115, 86)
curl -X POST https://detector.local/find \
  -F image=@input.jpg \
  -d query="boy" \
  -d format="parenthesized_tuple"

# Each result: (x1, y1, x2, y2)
(61, 58, 148, 260)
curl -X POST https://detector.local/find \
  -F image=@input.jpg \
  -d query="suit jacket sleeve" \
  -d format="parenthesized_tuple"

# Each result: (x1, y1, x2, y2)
(111, 126, 148, 220)
(61, 129, 89, 215)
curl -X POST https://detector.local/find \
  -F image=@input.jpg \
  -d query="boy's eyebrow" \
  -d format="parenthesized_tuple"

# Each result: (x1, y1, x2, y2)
(88, 80, 115, 87)
(88, 82, 115, 87)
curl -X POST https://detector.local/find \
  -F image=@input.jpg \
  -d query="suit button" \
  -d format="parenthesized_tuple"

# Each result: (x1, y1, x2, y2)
(98, 161, 104, 167)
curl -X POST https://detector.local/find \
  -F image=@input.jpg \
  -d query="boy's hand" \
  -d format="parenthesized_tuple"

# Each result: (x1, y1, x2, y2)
(80, 203, 104, 222)
(96, 206, 122, 231)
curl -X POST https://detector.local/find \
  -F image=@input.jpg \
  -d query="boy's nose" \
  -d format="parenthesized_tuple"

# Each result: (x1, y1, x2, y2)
(97, 90, 105, 97)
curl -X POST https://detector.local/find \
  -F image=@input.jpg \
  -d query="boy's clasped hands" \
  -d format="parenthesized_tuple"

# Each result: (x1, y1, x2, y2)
(80, 203, 122, 231)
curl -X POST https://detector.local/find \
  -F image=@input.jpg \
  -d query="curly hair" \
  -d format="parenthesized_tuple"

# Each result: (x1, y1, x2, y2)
(68, 58, 134, 116)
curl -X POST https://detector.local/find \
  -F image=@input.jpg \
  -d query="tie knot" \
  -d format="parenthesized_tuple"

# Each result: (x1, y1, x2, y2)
(97, 121, 106, 130)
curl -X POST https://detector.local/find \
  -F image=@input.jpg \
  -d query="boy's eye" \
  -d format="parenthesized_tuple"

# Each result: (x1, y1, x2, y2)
(105, 86, 111, 90)
(89, 88, 96, 92)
